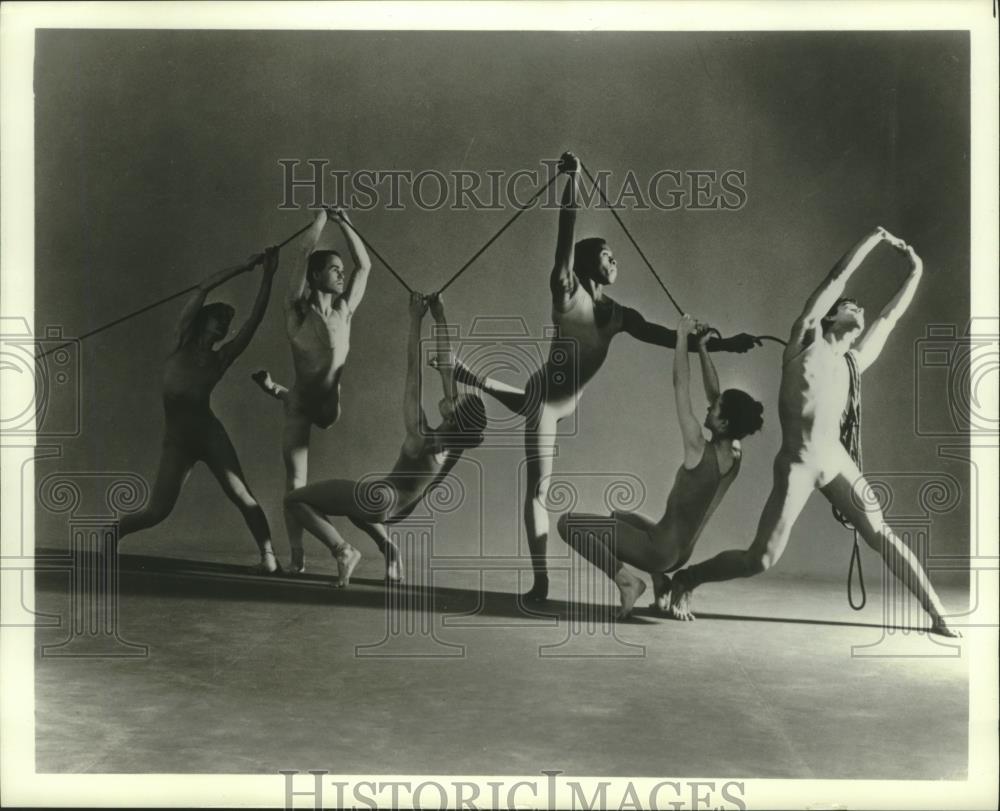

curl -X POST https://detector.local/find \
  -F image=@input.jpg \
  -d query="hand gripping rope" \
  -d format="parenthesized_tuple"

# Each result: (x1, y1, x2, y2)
(39, 162, 782, 359)
(434, 162, 788, 349)
(36, 218, 315, 361)
(36, 215, 414, 362)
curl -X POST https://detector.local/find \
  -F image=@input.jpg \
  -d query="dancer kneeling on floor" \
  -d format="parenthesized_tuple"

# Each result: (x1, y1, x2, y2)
(285, 292, 487, 587)
(556, 314, 764, 618)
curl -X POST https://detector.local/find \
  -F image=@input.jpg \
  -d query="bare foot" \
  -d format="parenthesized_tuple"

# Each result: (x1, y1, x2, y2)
(668, 574, 696, 622)
(286, 548, 306, 575)
(249, 550, 281, 575)
(523, 574, 549, 604)
(650, 571, 672, 613)
(931, 617, 962, 638)
(614, 569, 647, 619)
(334, 546, 362, 588)
(384, 542, 404, 584)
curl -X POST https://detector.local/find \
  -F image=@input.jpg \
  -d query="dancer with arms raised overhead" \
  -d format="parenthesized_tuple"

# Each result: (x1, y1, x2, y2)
(668, 228, 959, 637)
(445, 151, 761, 602)
(253, 207, 372, 573)
(119, 247, 281, 573)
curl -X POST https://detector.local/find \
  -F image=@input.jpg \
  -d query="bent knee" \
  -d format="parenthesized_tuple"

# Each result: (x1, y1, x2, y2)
(284, 490, 307, 510)
(527, 480, 550, 504)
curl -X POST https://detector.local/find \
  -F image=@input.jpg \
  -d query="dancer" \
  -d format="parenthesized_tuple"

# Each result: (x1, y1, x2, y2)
(285, 292, 487, 586)
(555, 314, 763, 617)
(119, 247, 282, 572)
(668, 227, 960, 637)
(445, 151, 762, 602)
(252, 207, 372, 573)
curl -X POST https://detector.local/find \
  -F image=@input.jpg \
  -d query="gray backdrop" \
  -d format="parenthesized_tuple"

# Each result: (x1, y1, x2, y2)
(34, 30, 970, 584)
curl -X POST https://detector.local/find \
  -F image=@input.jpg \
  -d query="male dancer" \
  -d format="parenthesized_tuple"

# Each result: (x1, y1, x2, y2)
(253, 207, 372, 572)
(668, 227, 959, 637)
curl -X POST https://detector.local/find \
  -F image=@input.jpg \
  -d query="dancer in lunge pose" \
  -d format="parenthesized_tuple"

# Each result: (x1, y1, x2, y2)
(668, 227, 960, 637)
(555, 314, 763, 618)
(252, 207, 372, 573)
(119, 248, 282, 572)
(285, 292, 487, 586)
(440, 151, 762, 603)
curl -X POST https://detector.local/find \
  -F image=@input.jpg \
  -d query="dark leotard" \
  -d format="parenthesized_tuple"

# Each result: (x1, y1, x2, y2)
(161, 346, 228, 456)
(585, 442, 740, 576)
(356, 445, 452, 523)
(651, 442, 741, 570)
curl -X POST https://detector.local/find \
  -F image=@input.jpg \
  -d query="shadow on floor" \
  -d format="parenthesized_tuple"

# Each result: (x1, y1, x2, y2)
(34, 549, 926, 632)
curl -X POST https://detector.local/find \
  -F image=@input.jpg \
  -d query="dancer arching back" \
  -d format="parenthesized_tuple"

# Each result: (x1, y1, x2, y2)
(285, 292, 488, 587)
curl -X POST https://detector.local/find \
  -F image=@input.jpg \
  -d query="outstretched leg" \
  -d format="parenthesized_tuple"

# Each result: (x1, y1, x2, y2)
(669, 453, 816, 620)
(821, 454, 960, 637)
(444, 357, 534, 417)
(556, 512, 653, 618)
(202, 420, 278, 573)
(117, 442, 194, 542)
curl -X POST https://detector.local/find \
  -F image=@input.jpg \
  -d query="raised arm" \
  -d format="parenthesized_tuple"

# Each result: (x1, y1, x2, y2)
(402, 292, 430, 455)
(550, 152, 580, 311)
(620, 307, 761, 354)
(789, 226, 893, 351)
(853, 243, 923, 372)
(672, 315, 707, 468)
(285, 208, 327, 312)
(334, 208, 373, 313)
(696, 325, 721, 402)
(175, 253, 261, 349)
(218, 246, 280, 367)
(427, 293, 457, 403)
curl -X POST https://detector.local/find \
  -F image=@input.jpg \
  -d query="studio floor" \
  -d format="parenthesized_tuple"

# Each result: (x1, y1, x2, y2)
(33, 549, 968, 779)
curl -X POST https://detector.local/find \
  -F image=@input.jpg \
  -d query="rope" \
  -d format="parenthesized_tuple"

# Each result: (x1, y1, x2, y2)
(436, 173, 561, 295)
(36, 216, 411, 361)
(342, 218, 413, 294)
(35, 219, 317, 361)
(580, 162, 684, 316)
(578, 162, 787, 348)
(833, 350, 867, 610)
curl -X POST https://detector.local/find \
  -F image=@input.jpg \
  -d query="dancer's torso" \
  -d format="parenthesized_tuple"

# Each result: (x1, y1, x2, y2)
(382, 444, 449, 515)
(659, 442, 740, 553)
(289, 300, 352, 393)
(162, 345, 223, 414)
(779, 340, 852, 460)
(538, 284, 622, 407)
(161, 346, 226, 449)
